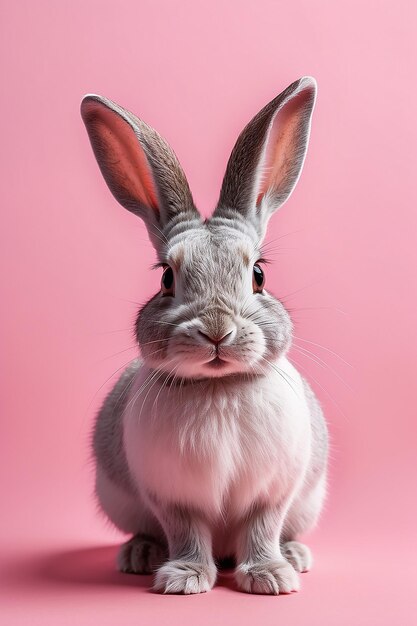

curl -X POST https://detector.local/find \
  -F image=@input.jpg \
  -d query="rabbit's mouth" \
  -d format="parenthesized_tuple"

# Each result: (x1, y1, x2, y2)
(206, 356, 228, 369)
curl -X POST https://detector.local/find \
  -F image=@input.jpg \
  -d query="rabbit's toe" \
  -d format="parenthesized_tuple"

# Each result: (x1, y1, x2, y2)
(154, 560, 217, 594)
(282, 541, 312, 572)
(117, 534, 166, 574)
(235, 559, 299, 595)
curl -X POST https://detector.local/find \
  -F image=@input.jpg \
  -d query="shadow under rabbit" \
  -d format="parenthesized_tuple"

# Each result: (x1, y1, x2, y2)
(6, 544, 239, 594)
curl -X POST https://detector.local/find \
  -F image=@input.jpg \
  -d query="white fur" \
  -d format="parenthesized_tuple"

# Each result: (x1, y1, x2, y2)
(154, 560, 217, 594)
(122, 357, 311, 545)
(282, 541, 312, 573)
(235, 559, 299, 595)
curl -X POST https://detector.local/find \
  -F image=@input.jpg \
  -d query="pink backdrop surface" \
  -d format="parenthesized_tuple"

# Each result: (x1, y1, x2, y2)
(1, 1, 416, 624)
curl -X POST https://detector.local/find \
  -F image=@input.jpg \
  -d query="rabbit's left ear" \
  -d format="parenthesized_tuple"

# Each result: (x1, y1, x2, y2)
(214, 77, 317, 239)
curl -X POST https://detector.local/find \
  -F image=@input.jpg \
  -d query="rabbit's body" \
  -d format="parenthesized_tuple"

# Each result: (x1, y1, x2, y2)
(81, 76, 329, 594)
(95, 357, 327, 555)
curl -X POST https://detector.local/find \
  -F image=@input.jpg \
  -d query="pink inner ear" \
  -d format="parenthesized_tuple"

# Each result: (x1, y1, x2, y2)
(84, 102, 159, 215)
(257, 86, 314, 203)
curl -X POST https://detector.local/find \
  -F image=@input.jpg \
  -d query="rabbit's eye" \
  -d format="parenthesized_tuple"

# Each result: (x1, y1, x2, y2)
(253, 264, 265, 293)
(161, 266, 175, 296)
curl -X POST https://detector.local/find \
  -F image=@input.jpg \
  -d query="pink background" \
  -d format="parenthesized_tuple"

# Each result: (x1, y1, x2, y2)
(1, 1, 416, 624)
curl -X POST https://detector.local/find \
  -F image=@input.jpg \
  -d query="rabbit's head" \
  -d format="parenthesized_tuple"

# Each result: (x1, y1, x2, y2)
(81, 77, 316, 379)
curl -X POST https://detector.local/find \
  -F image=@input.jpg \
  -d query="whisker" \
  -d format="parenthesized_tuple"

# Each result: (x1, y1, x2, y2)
(81, 356, 138, 429)
(152, 363, 181, 418)
(113, 297, 143, 306)
(137, 360, 177, 423)
(261, 228, 307, 251)
(280, 278, 325, 302)
(140, 346, 166, 359)
(140, 337, 171, 346)
(289, 356, 349, 421)
(287, 306, 348, 316)
(293, 335, 352, 368)
(168, 369, 180, 393)
(292, 344, 353, 392)
(126, 357, 178, 420)
(125, 368, 161, 416)
(100, 344, 138, 362)
(98, 328, 135, 335)
(108, 370, 137, 424)
(258, 355, 299, 397)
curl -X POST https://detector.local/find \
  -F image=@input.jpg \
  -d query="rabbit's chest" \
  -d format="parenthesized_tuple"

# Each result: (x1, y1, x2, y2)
(124, 363, 310, 516)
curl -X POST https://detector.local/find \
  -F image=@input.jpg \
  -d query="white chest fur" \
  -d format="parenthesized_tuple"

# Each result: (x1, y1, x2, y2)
(123, 357, 312, 519)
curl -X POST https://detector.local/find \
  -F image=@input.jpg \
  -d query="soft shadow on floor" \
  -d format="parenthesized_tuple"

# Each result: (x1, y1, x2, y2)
(7, 545, 238, 594)
(9, 545, 153, 592)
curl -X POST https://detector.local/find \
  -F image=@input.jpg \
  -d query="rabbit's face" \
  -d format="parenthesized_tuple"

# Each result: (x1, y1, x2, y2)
(136, 219, 292, 379)
(81, 77, 316, 380)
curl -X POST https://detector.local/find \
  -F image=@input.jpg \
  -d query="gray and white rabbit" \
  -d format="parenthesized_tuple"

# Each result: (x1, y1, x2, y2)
(81, 76, 328, 595)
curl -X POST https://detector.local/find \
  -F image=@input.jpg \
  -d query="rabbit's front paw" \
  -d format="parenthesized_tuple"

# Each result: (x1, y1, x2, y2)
(117, 534, 166, 574)
(282, 541, 312, 572)
(235, 559, 299, 595)
(154, 560, 217, 594)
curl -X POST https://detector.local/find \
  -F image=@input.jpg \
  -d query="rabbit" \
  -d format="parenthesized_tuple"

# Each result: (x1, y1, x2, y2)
(80, 76, 328, 595)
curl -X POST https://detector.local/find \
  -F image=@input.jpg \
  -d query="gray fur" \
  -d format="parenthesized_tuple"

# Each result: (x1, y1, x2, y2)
(81, 94, 200, 251)
(152, 502, 217, 593)
(93, 359, 140, 493)
(82, 77, 329, 595)
(135, 222, 293, 372)
(118, 533, 167, 574)
(214, 76, 316, 238)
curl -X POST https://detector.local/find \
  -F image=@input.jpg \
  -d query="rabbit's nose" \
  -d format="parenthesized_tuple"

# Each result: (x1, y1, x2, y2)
(197, 329, 234, 346)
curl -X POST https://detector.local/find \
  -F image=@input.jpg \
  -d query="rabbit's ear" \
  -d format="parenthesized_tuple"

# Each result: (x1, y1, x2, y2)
(81, 95, 199, 250)
(214, 77, 316, 239)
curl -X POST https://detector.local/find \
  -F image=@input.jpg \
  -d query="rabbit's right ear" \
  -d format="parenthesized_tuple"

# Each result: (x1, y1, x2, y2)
(214, 77, 317, 240)
(81, 95, 199, 251)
